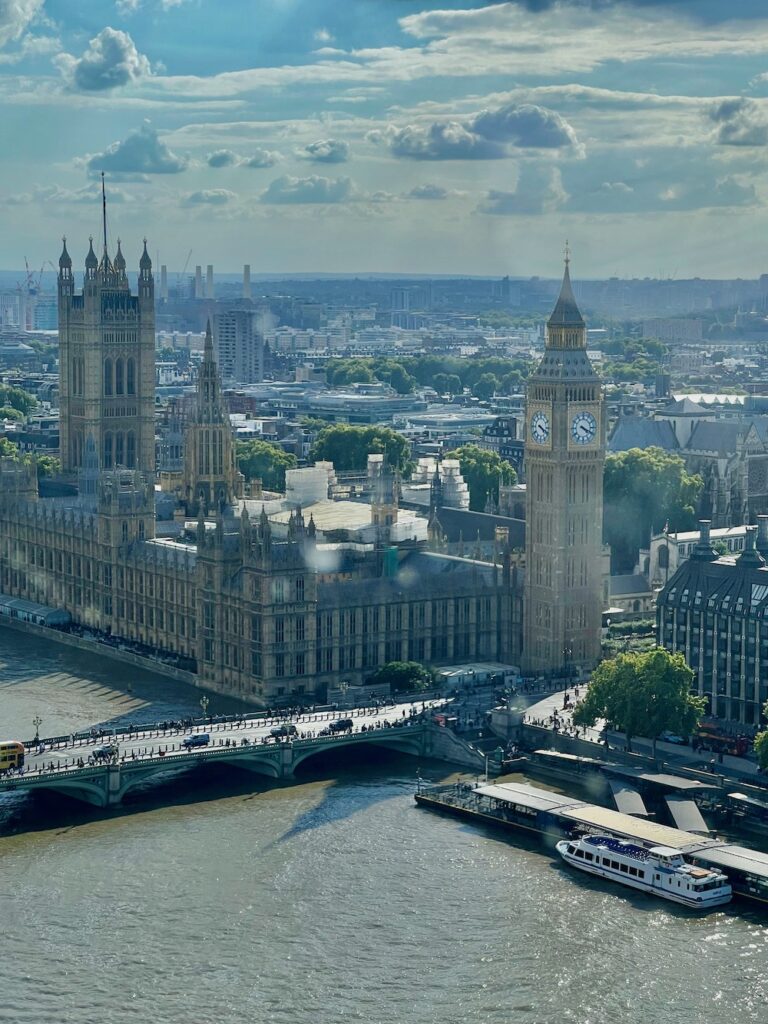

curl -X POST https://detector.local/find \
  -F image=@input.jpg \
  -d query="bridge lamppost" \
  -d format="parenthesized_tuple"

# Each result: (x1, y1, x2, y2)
(200, 696, 210, 721)
(32, 715, 42, 744)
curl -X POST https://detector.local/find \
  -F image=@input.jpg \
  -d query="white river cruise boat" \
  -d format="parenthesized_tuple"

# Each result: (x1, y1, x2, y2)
(556, 835, 732, 909)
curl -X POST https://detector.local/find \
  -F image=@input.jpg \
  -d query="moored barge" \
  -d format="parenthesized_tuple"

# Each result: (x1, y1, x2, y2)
(415, 780, 768, 906)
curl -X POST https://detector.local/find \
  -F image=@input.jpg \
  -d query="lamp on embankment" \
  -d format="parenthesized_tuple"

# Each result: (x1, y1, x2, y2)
(200, 696, 209, 721)
(32, 715, 42, 744)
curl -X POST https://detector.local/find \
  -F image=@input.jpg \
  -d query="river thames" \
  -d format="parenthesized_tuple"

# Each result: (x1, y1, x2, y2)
(1, 627, 768, 1024)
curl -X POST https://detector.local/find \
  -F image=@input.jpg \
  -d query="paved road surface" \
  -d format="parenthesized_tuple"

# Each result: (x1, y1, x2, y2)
(19, 699, 445, 776)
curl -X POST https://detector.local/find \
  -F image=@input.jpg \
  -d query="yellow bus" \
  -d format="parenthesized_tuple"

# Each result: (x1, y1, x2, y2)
(0, 742, 25, 771)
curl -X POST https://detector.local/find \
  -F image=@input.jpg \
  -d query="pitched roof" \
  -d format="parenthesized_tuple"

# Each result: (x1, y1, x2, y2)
(659, 397, 706, 416)
(685, 420, 743, 456)
(610, 573, 651, 597)
(608, 417, 679, 453)
(548, 261, 585, 328)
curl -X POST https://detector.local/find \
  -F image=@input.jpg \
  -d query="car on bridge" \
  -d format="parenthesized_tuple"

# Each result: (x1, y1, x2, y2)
(329, 718, 355, 734)
(93, 744, 118, 760)
(183, 733, 211, 749)
(270, 724, 299, 739)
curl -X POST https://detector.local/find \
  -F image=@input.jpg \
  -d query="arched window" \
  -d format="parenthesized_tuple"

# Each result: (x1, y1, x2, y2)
(115, 358, 124, 395)
(659, 545, 669, 570)
(138, 521, 145, 540)
(115, 432, 124, 466)
(126, 432, 136, 468)
(127, 357, 135, 395)
(104, 358, 112, 396)
(121, 521, 128, 543)
(104, 433, 113, 468)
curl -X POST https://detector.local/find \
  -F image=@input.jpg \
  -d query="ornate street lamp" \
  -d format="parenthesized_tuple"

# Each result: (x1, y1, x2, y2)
(32, 715, 42, 744)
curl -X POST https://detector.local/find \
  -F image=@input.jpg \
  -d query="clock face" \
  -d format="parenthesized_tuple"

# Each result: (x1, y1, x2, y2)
(530, 411, 550, 444)
(571, 411, 598, 445)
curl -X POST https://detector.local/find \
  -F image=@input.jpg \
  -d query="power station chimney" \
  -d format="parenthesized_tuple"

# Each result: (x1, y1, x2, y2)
(194, 265, 203, 299)
(206, 264, 214, 299)
(160, 264, 168, 301)
(243, 264, 251, 300)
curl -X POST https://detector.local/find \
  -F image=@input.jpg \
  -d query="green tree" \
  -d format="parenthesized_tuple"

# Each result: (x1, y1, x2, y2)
(0, 384, 35, 417)
(472, 373, 499, 401)
(573, 648, 705, 755)
(373, 359, 415, 395)
(0, 406, 24, 422)
(451, 444, 516, 511)
(604, 447, 703, 572)
(0, 437, 19, 458)
(310, 424, 412, 474)
(366, 660, 437, 693)
(326, 358, 375, 387)
(432, 373, 463, 397)
(235, 440, 297, 491)
(34, 454, 60, 479)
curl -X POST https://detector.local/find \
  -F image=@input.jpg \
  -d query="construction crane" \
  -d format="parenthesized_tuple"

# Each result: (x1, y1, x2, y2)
(176, 249, 193, 295)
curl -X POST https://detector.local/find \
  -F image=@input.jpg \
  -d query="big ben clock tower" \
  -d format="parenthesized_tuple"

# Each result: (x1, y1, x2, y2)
(522, 249, 605, 676)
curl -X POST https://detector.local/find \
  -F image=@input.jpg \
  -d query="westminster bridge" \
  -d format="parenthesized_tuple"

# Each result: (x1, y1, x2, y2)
(0, 701, 489, 810)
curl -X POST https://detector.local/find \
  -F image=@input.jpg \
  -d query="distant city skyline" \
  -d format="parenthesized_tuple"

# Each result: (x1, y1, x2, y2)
(4, 1, 768, 275)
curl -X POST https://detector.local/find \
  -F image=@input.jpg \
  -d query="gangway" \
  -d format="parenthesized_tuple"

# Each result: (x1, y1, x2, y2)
(608, 778, 649, 817)
(665, 795, 711, 835)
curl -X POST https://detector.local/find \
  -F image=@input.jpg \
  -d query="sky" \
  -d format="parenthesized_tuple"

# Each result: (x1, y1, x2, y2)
(4, 0, 768, 276)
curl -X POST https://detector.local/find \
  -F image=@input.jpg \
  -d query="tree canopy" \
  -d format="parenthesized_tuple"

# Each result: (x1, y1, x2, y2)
(366, 660, 437, 693)
(472, 373, 499, 400)
(604, 447, 703, 571)
(451, 444, 517, 511)
(0, 383, 36, 417)
(753, 700, 768, 770)
(0, 436, 59, 480)
(309, 424, 412, 474)
(235, 439, 296, 491)
(323, 354, 532, 396)
(572, 648, 705, 753)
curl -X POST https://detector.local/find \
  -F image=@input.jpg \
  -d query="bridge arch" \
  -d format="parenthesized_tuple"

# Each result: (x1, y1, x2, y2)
(291, 731, 424, 774)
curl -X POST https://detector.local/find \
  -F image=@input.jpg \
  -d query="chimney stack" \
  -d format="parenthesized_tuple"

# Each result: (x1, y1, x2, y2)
(194, 265, 203, 299)
(206, 264, 214, 299)
(691, 519, 717, 562)
(243, 264, 251, 300)
(160, 264, 168, 301)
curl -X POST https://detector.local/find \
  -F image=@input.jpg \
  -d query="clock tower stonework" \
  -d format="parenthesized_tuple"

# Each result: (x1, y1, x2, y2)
(523, 254, 605, 676)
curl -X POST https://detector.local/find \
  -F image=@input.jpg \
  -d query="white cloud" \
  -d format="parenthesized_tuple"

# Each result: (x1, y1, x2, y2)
(709, 98, 768, 147)
(299, 138, 350, 163)
(377, 102, 580, 160)
(243, 149, 281, 168)
(480, 166, 568, 215)
(57, 27, 151, 91)
(0, 0, 43, 49)
(183, 189, 236, 205)
(406, 184, 459, 200)
(207, 149, 237, 167)
(261, 175, 355, 204)
(2, 183, 134, 205)
(314, 28, 333, 43)
(87, 122, 188, 175)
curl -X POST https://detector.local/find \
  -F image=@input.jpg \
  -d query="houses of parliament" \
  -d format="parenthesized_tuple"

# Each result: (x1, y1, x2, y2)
(0, 235, 605, 704)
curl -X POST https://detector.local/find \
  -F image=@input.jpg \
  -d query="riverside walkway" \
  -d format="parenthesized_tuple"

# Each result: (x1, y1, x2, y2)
(0, 700, 456, 808)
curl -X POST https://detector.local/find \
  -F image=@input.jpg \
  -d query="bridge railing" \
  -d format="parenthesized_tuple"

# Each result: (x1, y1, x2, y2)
(19, 699, 432, 751)
(0, 718, 428, 784)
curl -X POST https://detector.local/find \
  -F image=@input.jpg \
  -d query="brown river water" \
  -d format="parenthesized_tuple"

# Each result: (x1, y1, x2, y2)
(0, 627, 767, 1024)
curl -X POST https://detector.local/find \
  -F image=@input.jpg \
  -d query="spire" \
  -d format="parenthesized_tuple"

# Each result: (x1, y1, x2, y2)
(85, 236, 98, 270)
(59, 236, 71, 270)
(114, 237, 126, 273)
(203, 319, 214, 362)
(548, 242, 584, 329)
(140, 237, 152, 271)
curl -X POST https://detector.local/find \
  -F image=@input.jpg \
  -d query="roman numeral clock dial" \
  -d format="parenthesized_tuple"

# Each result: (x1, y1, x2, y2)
(571, 411, 597, 446)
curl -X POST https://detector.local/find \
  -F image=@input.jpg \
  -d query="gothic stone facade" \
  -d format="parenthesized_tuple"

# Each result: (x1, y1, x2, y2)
(0, 462, 522, 704)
